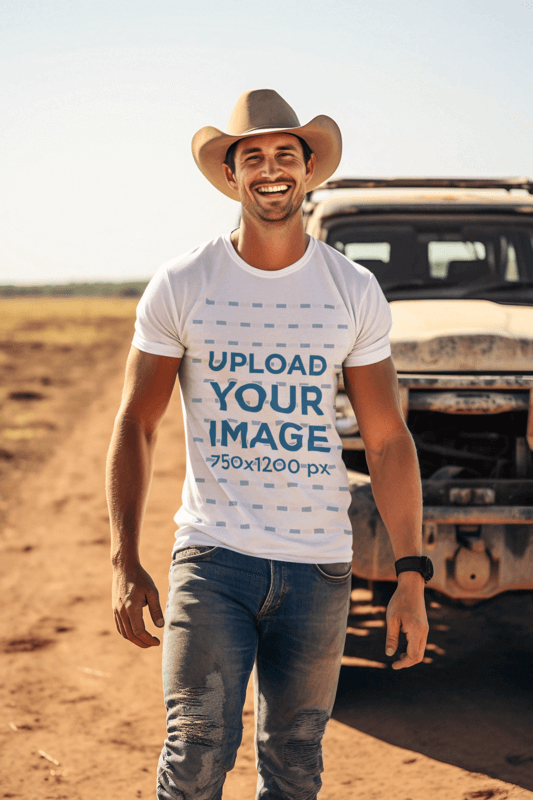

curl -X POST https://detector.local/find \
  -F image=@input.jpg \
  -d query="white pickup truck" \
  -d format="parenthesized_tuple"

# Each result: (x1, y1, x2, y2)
(304, 177, 533, 605)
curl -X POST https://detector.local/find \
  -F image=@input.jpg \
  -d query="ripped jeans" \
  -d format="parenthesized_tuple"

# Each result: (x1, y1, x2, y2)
(157, 545, 351, 800)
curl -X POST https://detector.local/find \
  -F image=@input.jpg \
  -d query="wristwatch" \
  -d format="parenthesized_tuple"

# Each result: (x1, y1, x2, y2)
(395, 556, 434, 583)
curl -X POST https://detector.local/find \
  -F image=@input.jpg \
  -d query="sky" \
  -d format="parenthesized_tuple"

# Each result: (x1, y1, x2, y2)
(1, 0, 532, 285)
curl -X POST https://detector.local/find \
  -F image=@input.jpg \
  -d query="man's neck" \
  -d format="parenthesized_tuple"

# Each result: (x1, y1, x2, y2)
(230, 215, 309, 271)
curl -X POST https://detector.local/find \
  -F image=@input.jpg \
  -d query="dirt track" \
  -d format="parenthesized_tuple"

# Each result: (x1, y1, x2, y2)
(1, 306, 533, 799)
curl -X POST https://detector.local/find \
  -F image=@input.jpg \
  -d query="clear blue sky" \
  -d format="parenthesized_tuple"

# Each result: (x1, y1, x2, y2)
(2, 0, 532, 284)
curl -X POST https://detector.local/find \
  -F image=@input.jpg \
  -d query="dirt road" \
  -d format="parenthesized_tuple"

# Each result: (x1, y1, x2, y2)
(1, 306, 532, 799)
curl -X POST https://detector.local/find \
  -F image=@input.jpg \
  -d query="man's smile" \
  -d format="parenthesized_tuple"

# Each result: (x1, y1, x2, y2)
(255, 183, 291, 196)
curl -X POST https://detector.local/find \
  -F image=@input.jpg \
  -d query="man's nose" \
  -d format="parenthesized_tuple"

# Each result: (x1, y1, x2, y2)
(260, 157, 282, 178)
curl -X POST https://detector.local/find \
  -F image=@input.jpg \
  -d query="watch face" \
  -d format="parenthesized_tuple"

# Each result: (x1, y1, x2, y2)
(422, 556, 434, 581)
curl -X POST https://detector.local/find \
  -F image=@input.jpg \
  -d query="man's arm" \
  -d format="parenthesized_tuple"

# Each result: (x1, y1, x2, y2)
(343, 357, 428, 670)
(106, 346, 181, 648)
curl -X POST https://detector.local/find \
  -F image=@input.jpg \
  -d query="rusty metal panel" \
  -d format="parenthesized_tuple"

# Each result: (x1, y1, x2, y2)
(423, 506, 533, 523)
(392, 334, 533, 374)
(349, 473, 533, 598)
(339, 372, 533, 391)
(473, 487, 496, 504)
(449, 488, 476, 505)
(397, 374, 533, 390)
(349, 480, 396, 580)
(409, 390, 529, 414)
(350, 520, 533, 599)
(454, 545, 492, 591)
(423, 478, 532, 506)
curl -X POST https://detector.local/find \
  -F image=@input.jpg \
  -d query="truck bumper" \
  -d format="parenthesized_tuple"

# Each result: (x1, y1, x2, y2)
(349, 478, 533, 600)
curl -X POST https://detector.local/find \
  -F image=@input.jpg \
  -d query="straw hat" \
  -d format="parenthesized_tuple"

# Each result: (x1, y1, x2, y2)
(191, 89, 342, 201)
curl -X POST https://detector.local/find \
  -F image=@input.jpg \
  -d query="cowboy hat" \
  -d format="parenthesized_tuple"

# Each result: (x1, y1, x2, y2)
(191, 89, 342, 201)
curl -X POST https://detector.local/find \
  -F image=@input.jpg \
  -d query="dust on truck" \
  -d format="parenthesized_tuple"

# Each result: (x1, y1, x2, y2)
(304, 177, 533, 603)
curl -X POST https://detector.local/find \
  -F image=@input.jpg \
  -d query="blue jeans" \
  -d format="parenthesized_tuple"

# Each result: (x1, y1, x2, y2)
(157, 545, 351, 800)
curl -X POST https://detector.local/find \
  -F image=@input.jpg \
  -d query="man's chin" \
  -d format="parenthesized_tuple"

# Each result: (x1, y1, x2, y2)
(257, 209, 294, 223)
(253, 199, 304, 224)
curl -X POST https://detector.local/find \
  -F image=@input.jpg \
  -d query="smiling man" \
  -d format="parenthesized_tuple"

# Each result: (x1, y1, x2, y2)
(106, 89, 429, 800)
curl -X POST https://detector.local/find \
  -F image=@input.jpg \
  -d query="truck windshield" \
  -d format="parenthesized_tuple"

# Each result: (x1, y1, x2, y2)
(329, 223, 533, 300)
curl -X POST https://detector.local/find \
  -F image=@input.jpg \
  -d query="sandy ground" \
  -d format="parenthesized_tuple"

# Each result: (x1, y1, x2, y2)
(1, 303, 533, 800)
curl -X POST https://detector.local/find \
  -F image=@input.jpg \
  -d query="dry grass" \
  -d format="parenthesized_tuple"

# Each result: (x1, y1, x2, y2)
(0, 297, 138, 346)
(0, 297, 137, 502)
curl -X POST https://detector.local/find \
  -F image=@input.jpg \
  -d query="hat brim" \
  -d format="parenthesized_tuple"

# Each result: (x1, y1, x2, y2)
(191, 115, 342, 201)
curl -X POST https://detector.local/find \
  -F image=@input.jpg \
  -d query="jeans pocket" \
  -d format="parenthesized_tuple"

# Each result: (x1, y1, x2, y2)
(314, 562, 352, 583)
(172, 545, 220, 564)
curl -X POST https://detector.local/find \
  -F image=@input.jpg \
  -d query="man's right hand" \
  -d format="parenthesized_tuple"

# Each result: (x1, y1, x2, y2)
(112, 563, 165, 648)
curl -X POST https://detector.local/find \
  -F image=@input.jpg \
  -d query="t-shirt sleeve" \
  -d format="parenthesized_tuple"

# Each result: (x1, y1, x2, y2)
(343, 273, 392, 367)
(131, 265, 185, 358)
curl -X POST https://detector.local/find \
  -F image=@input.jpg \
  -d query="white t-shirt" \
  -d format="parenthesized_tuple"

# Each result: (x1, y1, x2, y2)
(132, 232, 392, 563)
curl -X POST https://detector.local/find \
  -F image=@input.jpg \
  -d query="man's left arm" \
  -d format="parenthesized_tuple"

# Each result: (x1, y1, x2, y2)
(343, 357, 429, 670)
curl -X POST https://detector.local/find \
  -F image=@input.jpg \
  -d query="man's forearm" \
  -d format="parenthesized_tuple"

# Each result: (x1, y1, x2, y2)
(364, 431, 423, 560)
(106, 415, 156, 568)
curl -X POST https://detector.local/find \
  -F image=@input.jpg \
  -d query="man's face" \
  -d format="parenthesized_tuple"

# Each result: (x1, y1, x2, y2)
(222, 133, 316, 224)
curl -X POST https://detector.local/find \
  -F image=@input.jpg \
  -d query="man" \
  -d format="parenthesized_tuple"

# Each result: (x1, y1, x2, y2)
(107, 89, 429, 800)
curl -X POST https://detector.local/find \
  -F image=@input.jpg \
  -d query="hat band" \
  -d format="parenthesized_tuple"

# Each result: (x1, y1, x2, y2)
(234, 123, 300, 135)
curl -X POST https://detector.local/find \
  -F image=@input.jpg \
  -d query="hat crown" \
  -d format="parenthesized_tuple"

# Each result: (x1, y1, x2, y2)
(227, 89, 301, 136)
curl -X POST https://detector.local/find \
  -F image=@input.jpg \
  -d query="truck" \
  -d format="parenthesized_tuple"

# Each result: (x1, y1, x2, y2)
(303, 177, 533, 604)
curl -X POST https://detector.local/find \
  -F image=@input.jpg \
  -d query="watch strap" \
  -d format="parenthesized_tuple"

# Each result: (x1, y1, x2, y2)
(395, 556, 433, 583)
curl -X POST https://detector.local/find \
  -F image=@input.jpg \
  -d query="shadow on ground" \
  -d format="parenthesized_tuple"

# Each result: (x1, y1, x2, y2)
(332, 586, 533, 791)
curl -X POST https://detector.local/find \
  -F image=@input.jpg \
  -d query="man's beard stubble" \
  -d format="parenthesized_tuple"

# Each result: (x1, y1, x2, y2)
(251, 190, 305, 225)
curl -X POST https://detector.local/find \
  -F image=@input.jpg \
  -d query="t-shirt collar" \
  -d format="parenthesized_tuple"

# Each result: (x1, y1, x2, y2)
(222, 231, 316, 279)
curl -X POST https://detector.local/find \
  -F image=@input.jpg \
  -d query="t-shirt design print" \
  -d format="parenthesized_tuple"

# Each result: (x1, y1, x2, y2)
(132, 233, 392, 564)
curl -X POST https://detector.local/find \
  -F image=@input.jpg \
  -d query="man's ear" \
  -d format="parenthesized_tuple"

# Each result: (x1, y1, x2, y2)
(222, 163, 238, 191)
(304, 151, 316, 187)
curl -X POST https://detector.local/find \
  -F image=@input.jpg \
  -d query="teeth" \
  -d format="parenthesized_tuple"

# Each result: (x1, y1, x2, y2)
(257, 184, 289, 193)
